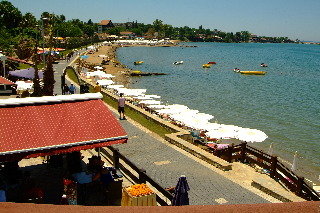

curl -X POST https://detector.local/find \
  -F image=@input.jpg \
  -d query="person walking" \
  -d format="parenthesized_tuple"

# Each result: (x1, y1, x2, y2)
(118, 93, 126, 120)
(69, 84, 76, 94)
(63, 84, 70, 95)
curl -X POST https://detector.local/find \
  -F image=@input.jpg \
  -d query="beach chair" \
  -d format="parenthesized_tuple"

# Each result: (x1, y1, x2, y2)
(191, 130, 205, 144)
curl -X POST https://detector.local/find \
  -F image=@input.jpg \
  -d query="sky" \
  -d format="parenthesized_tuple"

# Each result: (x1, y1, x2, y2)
(8, 0, 320, 41)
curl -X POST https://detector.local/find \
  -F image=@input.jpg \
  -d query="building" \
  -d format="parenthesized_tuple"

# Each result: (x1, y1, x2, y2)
(0, 77, 15, 95)
(98, 20, 115, 33)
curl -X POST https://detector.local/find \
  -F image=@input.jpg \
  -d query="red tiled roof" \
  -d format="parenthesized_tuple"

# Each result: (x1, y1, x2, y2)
(100, 20, 111, 25)
(0, 94, 127, 161)
(0, 77, 15, 85)
(7, 56, 34, 65)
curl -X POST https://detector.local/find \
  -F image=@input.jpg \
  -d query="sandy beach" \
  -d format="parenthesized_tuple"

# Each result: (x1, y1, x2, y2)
(83, 44, 131, 86)
(82, 41, 179, 86)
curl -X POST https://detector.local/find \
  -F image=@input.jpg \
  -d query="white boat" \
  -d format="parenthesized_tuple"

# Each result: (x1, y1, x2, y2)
(173, 61, 183, 65)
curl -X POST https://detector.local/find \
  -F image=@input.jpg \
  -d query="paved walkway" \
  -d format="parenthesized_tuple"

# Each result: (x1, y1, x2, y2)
(112, 118, 270, 205)
(53, 51, 84, 95)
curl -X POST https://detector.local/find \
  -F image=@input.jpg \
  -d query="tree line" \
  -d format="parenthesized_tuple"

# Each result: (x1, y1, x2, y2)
(106, 19, 293, 43)
(1, 0, 295, 57)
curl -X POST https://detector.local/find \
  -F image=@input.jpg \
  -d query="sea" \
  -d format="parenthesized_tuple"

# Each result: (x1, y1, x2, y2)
(117, 42, 320, 183)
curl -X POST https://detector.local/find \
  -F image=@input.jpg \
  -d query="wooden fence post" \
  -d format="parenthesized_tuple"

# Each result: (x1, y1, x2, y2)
(296, 176, 304, 197)
(112, 148, 120, 169)
(270, 156, 278, 178)
(139, 168, 147, 183)
(227, 144, 234, 163)
(240, 142, 247, 162)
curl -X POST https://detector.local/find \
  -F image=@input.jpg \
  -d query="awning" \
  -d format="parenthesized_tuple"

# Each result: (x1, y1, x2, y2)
(0, 77, 15, 85)
(9, 68, 44, 79)
(0, 93, 127, 162)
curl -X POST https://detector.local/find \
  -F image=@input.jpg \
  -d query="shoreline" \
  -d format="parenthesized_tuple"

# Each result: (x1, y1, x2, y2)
(83, 42, 320, 186)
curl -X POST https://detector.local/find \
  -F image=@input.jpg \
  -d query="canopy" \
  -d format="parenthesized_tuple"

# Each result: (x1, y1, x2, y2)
(0, 77, 15, 85)
(15, 81, 33, 90)
(236, 128, 268, 142)
(0, 93, 127, 162)
(96, 79, 114, 86)
(9, 68, 43, 79)
(139, 100, 161, 105)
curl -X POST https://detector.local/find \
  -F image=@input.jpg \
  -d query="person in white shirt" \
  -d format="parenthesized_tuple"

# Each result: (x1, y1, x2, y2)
(118, 93, 126, 120)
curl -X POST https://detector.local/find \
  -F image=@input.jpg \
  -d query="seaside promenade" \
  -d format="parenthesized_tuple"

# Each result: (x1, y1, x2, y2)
(51, 49, 305, 205)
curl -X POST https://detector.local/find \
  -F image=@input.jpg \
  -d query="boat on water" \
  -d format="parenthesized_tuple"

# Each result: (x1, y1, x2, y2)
(239, 71, 267, 75)
(134, 61, 144, 65)
(173, 61, 183, 65)
(203, 64, 212, 68)
(208, 62, 217, 64)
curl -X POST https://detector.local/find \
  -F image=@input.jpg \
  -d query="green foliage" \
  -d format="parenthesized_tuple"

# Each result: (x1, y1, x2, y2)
(14, 36, 35, 60)
(106, 26, 125, 35)
(0, 0, 22, 29)
(66, 67, 80, 85)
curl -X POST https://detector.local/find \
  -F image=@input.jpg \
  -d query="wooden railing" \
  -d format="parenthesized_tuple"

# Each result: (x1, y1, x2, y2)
(210, 142, 320, 201)
(99, 146, 174, 206)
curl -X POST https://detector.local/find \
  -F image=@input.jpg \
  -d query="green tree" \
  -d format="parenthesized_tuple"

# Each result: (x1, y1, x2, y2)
(32, 34, 42, 97)
(240, 31, 250, 42)
(87, 19, 93, 25)
(0, 0, 22, 29)
(14, 36, 34, 60)
(20, 12, 37, 28)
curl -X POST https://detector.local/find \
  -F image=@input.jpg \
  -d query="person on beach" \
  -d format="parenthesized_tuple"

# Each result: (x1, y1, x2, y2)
(69, 84, 76, 94)
(118, 93, 126, 120)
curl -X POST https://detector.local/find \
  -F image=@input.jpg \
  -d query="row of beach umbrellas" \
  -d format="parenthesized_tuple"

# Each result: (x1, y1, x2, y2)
(81, 66, 269, 143)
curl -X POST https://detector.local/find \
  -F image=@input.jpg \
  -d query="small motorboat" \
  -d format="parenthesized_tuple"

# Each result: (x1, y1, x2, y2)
(260, 63, 268, 67)
(134, 61, 144, 65)
(239, 71, 267, 75)
(233, 68, 240, 73)
(173, 61, 183, 65)
(208, 62, 217, 64)
(202, 64, 212, 68)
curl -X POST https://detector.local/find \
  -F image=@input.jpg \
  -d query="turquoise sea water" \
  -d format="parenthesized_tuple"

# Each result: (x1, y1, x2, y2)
(117, 43, 320, 182)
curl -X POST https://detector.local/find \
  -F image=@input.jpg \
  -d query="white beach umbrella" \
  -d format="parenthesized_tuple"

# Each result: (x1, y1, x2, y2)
(147, 105, 169, 109)
(118, 88, 147, 96)
(139, 100, 161, 105)
(96, 79, 114, 86)
(203, 123, 223, 131)
(94, 66, 104, 70)
(184, 120, 211, 130)
(107, 85, 124, 89)
(167, 104, 189, 110)
(145, 95, 161, 99)
(236, 128, 268, 143)
(156, 108, 180, 115)
(134, 96, 153, 100)
(194, 113, 214, 121)
(205, 128, 238, 139)
(291, 151, 298, 172)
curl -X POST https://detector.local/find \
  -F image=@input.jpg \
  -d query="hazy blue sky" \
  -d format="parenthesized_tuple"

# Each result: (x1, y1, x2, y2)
(9, 0, 320, 41)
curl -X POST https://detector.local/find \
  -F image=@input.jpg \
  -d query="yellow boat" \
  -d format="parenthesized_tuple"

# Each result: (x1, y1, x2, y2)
(134, 61, 144, 65)
(202, 64, 212, 68)
(132, 70, 142, 74)
(239, 71, 267, 75)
